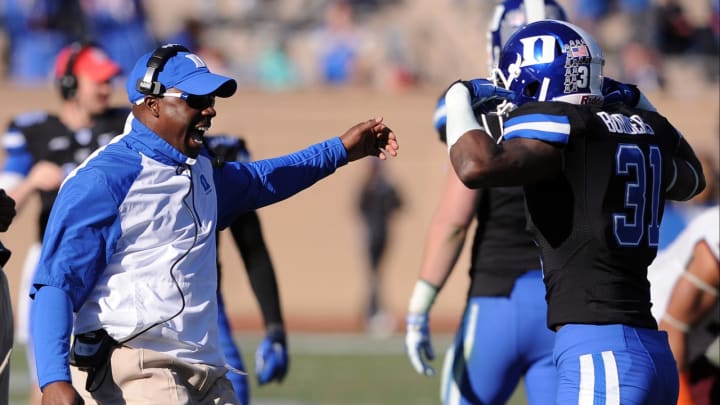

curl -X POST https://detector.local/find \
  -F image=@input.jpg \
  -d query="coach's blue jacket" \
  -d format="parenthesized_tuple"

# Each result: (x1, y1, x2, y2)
(30, 115, 348, 388)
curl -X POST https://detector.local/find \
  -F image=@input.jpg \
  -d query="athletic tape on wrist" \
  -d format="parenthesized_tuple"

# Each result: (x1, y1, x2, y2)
(445, 83, 482, 153)
(408, 279, 439, 314)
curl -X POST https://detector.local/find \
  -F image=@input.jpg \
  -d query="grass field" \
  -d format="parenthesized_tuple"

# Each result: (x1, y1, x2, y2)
(8, 333, 528, 405)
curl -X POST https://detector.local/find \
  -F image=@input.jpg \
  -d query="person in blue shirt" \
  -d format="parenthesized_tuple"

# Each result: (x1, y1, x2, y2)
(29, 44, 398, 404)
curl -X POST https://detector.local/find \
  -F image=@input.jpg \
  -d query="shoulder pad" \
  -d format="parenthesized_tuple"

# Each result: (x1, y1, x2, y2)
(12, 111, 49, 127)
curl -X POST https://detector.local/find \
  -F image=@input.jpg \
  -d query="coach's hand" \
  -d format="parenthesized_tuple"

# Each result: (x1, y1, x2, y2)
(255, 328, 288, 385)
(405, 313, 435, 376)
(41, 381, 84, 405)
(340, 117, 398, 161)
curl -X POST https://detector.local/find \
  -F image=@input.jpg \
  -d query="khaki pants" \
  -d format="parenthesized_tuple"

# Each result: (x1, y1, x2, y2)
(0, 269, 13, 404)
(71, 345, 239, 405)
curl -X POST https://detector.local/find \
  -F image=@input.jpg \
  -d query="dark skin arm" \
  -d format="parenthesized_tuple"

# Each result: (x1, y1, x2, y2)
(659, 240, 719, 373)
(449, 129, 562, 188)
(228, 211, 283, 330)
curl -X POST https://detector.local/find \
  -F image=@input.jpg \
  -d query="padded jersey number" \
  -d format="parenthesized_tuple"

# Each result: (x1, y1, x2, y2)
(613, 144, 662, 247)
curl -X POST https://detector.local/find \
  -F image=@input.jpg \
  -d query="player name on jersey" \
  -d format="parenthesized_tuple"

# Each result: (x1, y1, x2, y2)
(596, 112, 655, 135)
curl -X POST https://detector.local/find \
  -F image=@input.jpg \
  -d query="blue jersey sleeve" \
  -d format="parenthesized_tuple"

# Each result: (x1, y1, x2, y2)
(30, 170, 123, 309)
(1, 126, 34, 175)
(503, 112, 571, 145)
(214, 137, 348, 229)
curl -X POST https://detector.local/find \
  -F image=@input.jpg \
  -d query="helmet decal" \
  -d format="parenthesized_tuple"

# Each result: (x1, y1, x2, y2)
(519, 35, 557, 66)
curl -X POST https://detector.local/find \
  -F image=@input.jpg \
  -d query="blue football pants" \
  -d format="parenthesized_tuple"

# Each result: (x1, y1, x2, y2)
(554, 324, 679, 405)
(441, 270, 557, 405)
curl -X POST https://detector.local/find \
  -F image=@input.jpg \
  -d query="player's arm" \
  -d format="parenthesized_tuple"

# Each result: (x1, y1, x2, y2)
(665, 132, 705, 202)
(446, 83, 562, 188)
(405, 168, 478, 376)
(8, 160, 64, 211)
(417, 169, 478, 288)
(229, 211, 288, 385)
(229, 211, 284, 331)
(659, 239, 719, 405)
(659, 239, 719, 369)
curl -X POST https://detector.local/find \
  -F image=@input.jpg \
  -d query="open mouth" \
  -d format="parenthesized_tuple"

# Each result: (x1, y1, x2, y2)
(188, 125, 209, 148)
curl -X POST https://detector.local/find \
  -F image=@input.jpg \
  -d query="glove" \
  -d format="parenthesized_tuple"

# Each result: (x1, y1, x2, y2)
(434, 79, 515, 143)
(602, 77, 640, 106)
(255, 328, 288, 385)
(405, 313, 435, 376)
(602, 77, 657, 112)
(459, 78, 515, 109)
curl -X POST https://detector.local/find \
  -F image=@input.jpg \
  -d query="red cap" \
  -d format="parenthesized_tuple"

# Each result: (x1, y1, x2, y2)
(54, 45, 122, 83)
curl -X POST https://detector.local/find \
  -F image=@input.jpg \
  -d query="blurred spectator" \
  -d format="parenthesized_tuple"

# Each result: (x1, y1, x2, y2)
(163, 17, 231, 75)
(78, 0, 157, 75)
(356, 159, 402, 337)
(572, 0, 665, 91)
(310, 0, 374, 85)
(656, 0, 720, 83)
(656, 0, 696, 55)
(257, 31, 299, 91)
(1, 0, 84, 85)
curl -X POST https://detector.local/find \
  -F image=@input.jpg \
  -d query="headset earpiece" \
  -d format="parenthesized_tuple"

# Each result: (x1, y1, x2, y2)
(59, 42, 85, 100)
(135, 44, 190, 96)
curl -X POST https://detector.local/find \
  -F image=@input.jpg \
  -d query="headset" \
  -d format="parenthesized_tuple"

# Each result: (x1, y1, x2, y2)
(135, 44, 190, 97)
(58, 42, 88, 100)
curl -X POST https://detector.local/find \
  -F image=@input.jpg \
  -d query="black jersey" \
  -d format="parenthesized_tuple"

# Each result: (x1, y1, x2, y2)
(504, 101, 683, 330)
(6, 108, 129, 238)
(468, 186, 541, 297)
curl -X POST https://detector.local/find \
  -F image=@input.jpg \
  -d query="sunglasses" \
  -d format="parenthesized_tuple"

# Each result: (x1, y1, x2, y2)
(161, 91, 216, 110)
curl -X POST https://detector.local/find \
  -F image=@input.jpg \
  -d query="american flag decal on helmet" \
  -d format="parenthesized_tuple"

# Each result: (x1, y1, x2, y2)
(568, 43, 588, 58)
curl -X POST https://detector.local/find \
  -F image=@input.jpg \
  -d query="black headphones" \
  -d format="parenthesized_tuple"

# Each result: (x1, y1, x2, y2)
(135, 44, 190, 97)
(58, 42, 88, 100)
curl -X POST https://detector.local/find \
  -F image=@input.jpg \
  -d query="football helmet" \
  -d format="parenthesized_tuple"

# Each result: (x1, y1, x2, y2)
(493, 20, 605, 108)
(487, 0, 567, 73)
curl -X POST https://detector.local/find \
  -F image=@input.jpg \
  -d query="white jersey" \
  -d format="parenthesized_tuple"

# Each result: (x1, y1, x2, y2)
(648, 205, 720, 320)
